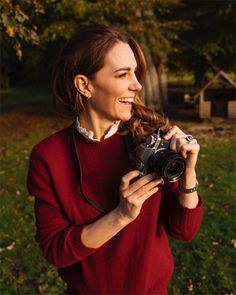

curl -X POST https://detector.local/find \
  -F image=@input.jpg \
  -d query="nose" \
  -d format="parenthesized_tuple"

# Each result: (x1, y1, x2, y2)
(129, 76, 142, 92)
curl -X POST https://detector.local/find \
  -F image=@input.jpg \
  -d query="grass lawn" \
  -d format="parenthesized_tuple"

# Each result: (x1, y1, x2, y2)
(0, 89, 235, 294)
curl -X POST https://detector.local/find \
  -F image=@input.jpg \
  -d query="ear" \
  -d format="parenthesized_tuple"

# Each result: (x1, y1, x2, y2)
(74, 74, 92, 98)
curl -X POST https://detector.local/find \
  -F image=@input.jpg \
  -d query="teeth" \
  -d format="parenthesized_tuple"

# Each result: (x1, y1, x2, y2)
(119, 98, 134, 103)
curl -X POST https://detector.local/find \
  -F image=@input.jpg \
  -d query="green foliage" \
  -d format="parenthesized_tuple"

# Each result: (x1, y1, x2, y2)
(0, 0, 44, 88)
(38, 0, 185, 58)
(1, 0, 186, 87)
(2, 0, 235, 88)
(0, 0, 44, 59)
(169, 0, 236, 85)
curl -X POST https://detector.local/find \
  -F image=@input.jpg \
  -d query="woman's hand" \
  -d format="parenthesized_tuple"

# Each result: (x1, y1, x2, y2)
(116, 171, 163, 224)
(81, 171, 162, 249)
(163, 125, 200, 170)
(163, 125, 200, 209)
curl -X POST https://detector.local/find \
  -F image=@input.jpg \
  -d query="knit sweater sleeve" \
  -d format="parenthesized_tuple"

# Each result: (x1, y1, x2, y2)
(27, 147, 98, 268)
(159, 181, 203, 241)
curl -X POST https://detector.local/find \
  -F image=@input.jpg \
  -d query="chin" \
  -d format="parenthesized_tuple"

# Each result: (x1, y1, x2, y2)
(119, 114, 132, 121)
(114, 105, 132, 121)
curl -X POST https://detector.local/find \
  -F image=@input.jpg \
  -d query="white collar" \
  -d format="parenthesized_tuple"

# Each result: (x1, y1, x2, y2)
(75, 117, 120, 142)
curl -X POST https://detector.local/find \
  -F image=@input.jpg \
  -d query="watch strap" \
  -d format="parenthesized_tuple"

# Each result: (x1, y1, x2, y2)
(180, 180, 199, 194)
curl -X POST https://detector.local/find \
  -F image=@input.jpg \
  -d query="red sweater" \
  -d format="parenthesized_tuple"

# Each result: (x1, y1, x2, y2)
(27, 126, 203, 295)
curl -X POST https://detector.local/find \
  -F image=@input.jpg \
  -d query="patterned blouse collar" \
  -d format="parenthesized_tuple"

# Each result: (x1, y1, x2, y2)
(75, 117, 120, 142)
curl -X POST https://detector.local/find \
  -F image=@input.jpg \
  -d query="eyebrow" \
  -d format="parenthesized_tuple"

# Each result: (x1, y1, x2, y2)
(113, 67, 137, 73)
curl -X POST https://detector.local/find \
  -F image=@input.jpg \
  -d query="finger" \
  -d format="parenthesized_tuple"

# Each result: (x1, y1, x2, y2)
(174, 137, 198, 154)
(178, 142, 200, 159)
(128, 178, 162, 200)
(120, 170, 141, 191)
(126, 173, 161, 196)
(134, 186, 159, 206)
(169, 135, 186, 152)
(138, 179, 162, 197)
(163, 125, 184, 140)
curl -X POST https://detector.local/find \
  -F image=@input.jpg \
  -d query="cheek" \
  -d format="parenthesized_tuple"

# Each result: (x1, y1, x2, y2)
(90, 79, 129, 113)
(96, 79, 128, 97)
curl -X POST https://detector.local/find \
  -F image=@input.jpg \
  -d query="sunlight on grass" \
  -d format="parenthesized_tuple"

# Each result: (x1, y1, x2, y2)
(169, 137, 236, 295)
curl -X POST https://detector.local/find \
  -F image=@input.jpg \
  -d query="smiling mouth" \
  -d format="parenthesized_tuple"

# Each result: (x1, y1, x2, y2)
(118, 98, 134, 104)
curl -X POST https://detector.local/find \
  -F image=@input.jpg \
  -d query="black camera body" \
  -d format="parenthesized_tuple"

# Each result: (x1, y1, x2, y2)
(137, 129, 186, 182)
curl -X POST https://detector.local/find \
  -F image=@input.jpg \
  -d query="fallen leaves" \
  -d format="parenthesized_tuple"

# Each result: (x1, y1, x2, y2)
(187, 279, 193, 292)
(0, 242, 16, 253)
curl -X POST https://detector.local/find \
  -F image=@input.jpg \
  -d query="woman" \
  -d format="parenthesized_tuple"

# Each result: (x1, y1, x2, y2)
(27, 25, 203, 295)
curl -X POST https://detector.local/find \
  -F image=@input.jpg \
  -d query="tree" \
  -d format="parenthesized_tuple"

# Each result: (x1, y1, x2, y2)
(0, 0, 44, 88)
(168, 0, 236, 86)
(13, 0, 186, 109)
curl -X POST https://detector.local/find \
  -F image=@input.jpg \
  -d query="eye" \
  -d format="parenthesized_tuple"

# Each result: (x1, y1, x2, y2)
(118, 72, 128, 78)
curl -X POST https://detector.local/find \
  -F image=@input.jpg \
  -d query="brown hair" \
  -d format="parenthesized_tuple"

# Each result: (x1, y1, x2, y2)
(52, 24, 169, 150)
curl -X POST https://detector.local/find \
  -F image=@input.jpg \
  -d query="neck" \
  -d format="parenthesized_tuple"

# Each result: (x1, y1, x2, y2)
(79, 112, 117, 141)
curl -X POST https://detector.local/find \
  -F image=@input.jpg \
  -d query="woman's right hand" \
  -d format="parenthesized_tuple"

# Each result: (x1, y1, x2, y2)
(81, 171, 162, 249)
(116, 170, 163, 224)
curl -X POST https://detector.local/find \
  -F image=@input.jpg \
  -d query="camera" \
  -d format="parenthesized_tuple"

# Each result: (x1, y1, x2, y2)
(137, 129, 186, 182)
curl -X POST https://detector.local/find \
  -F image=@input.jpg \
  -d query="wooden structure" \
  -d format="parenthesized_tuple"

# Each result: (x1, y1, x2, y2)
(194, 71, 236, 119)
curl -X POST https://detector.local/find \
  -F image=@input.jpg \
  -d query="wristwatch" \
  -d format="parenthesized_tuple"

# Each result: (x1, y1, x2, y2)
(180, 180, 199, 194)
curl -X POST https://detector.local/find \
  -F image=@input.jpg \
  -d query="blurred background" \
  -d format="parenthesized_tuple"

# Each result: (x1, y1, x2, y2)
(0, 0, 235, 294)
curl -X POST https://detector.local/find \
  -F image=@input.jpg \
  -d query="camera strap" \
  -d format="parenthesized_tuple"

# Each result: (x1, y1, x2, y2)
(70, 122, 136, 214)
(71, 121, 106, 214)
(123, 134, 134, 162)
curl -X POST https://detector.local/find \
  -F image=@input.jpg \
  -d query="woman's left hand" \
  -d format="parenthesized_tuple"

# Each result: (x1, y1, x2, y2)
(163, 125, 200, 170)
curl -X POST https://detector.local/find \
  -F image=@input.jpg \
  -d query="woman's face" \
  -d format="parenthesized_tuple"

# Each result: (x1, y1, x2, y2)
(87, 42, 142, 123)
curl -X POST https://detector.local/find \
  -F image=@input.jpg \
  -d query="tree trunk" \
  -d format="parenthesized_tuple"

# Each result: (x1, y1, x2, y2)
(157, 63, 168, 110)
(141, 44, 168, 112)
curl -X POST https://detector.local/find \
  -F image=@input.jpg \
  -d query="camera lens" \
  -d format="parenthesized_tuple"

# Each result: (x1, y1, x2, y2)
(149, 150, 186, 182)
(163, 157, 186, 182)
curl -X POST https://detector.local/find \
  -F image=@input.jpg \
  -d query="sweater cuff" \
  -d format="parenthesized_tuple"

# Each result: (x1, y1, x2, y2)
(173, 195, 203, 223)
(169, 195, 203, 241)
